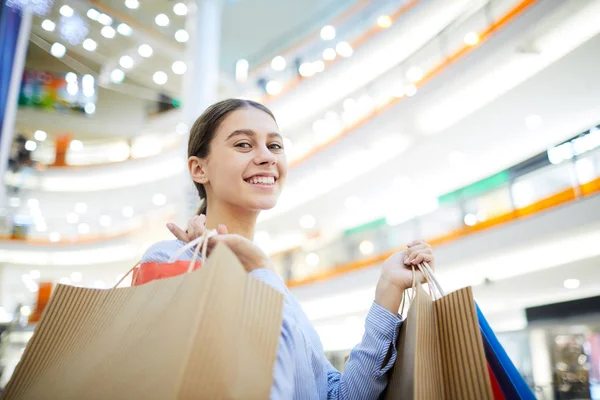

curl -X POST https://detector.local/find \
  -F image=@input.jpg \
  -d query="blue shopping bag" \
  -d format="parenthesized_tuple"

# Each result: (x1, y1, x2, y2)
(476, 304, 536, 400)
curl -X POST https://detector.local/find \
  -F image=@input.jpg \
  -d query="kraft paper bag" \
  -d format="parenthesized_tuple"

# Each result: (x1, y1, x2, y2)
(2, 242, 284, 400)
(386, 281, 493, 400)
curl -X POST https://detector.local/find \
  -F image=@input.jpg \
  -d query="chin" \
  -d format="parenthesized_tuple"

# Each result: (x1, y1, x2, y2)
(246, 196, 279, 211)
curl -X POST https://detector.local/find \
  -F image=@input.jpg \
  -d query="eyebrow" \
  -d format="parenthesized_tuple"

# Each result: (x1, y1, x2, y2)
(226, 129, 283, 141)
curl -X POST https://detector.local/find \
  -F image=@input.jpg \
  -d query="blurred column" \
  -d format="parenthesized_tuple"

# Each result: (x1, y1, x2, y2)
(179, 0, 223, 222)
(529, 329, 555, 400)
(0, 5, 32, 206)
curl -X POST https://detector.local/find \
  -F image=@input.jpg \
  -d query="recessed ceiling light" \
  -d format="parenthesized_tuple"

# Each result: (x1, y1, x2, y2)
(171, 61, 187, 75)
(175, 29, 189, 43)
(464, 32, 479, 45)
(34, 130, 47, 141)
(322, 48, 336, 61)
(99, 215, 112, 227)
(70, 140, 83, 151)
(49, 232, 61, 243)
(313, 60, 325, 73)
(87, 8, 100, 21)
(138, 44, 153, 57)
(464, 214, 477, 226)
(153, 71, 168, 85)
(25, 140, 37, 151)
(306, 253, 320, 266)
(67, 212, 79, 224)
(271, 56, 286, 71)
(41, 19, 55, 32)
(78, 223, 90, 234)
(377, 15, 392, 28)
(59, 5, 73, 17)
(84, 103, 96, 114)
(564, 279, 580, 290)
(359, 240, 374, 255)
(97, 13, 113, 26)
(50, 42, 66, 58)
(119, 55, 134, 69)
(110, 68, 125, 83)
(266, 81, 281, 95)
(173, 2, 188, 16)
(101, 26, 116, 39)
(406, 66, 423, 83)
(405, 84, 417, 97)
(299, 62, 315, 77)
(125, 0, 139, 9)
(82, 38, 97, 51)
(155, 13, 169, 27)
(320, 25, 335, 40)
(117, 23, 133, 36)
(58, 277, 71, 285)
(336, 41, 353, 57)
(236, 59, 249, 82)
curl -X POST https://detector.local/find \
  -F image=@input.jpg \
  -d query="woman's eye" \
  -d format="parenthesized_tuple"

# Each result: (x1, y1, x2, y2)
(235, 142, 251, 149)
(269, 143, 283, 150)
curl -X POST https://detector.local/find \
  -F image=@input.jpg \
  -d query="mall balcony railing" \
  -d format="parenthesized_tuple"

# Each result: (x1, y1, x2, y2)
(270, 125, 600, 286)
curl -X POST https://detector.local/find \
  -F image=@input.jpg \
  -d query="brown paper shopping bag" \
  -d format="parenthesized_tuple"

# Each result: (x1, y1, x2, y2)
(385, 265, 493, 400)
(2, 242, 284, 400)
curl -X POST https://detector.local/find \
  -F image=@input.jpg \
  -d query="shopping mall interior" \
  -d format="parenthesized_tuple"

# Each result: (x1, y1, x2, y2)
(0, 0, 599, 398)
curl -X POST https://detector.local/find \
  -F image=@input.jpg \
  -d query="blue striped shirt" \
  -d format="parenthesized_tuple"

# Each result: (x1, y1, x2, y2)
(142, 240, 403, 399)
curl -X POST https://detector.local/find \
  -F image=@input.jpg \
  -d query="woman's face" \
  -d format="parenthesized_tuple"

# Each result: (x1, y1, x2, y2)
(193, 107, 287, 212)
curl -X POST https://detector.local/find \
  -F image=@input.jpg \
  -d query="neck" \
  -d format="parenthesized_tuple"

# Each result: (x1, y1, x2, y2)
(204, 200, 258, 240)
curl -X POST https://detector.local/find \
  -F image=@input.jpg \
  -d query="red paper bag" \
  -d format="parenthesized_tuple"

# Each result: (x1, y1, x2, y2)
(133, 260, 202, 286)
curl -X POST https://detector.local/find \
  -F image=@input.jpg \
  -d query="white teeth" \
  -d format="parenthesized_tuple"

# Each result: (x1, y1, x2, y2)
(247, 176, 275, 185)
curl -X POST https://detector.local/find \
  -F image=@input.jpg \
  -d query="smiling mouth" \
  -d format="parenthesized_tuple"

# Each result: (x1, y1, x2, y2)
(244, 176, 276, 185)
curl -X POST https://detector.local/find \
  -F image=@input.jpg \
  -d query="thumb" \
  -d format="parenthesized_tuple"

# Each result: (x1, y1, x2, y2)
(167, 223, 189, 242)
(217, 224, 228, 235)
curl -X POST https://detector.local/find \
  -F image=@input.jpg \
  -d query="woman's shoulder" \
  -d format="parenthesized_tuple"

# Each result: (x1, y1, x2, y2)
(141, 240, 190, 263)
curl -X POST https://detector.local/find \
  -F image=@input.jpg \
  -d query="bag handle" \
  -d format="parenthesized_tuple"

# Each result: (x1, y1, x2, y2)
(112, 229, 218, 289)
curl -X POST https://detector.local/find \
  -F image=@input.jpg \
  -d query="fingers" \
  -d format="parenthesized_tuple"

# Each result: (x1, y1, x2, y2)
(404, 240, 433, 266)
(217, 224, 228, 235)
(186, 214, 207, 239)
(167, 223, 190, 242)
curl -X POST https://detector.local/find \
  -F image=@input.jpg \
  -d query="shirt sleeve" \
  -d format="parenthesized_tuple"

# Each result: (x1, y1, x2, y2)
(326, 302, 402, 400)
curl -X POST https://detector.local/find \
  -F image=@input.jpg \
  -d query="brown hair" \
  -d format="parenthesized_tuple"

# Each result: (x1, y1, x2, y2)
(188, 98, 277, 215)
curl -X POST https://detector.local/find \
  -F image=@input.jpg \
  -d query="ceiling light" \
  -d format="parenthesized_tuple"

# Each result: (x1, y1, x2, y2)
(563, 278, 580, 290)
(59, 5, 73, 17)
(153, 193, 167, 206)
(359, 240, 374, 255)
(176, 122, 188, 135)
(345, 196, 361, 210)
(34, 130, 47, 141)
(70, 272, 83, 282)
(117, 23, 133, 36)
(236, 59, 249, 82)
(125, 0, 139, 9)
(20, 306, 32, 317)
(464, 213, 477, 226)
(299, 62, 315, 77)
(171, 61, 187, 75)
(320, 25, 335, 40)
(65, 72, 77, 83)
(322, 48, 336, 61)
(119, 55, 134, 69)
(67, 212, 79, 224)
(77, 223, 90, 234)
(525, 114, 542, 130)
(173, 2, 188, 16)
(153, 71, 168, 85)
(377, 15, 392, 28)
(30, 270, 41, 279)
(8, 197, 20, 208)
(27, 198, 39, 208)
(266, 81, 281, 95)
(175, 29, 189, 43)
(313, 60, 325, 73)
(271, 55, 286, 71)
(99, 215, 111, 227)
(97, 13, 113, 26)
(122, 206, 134, 218)
(405, 84, 417, 97)
(306, 253, 320, 266)
(110, 68, 125, 83)
(25, 140, 37, 151)
(49, 232, 61, 242)
(84, 103, 96, 114)
(75, 202, 87, 214)
(357, 94, 374, 112)
(138, 44, 153, 57)
(448, 151, 465, 165)
(82, 38, 97, 51)
(101, 26, 116, 39)
(464, 32, 479, 46)
(406, 66, 423, 83)
(41, 19, 55, 31)
(50, 42, 66, 58)
(86, 8, 100, 20)
(343, 98, 356, 110)
(336, 41, 353, 57)
(299, 214, 316, 229)
(70, 140, 83, 151)
(58, 277, 71, 285)
(155, 13, 169, 27)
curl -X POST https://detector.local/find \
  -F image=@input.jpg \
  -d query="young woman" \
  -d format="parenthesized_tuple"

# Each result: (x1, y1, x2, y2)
(142, 99, 435, 399)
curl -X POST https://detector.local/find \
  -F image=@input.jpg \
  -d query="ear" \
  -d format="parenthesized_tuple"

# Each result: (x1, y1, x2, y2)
(188, 156, 208, 184)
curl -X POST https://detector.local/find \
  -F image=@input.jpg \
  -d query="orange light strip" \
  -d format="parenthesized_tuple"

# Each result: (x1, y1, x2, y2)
(287, 0, 539, 169)
(286, 178, 599, 288)
(259, 0, 422, 103)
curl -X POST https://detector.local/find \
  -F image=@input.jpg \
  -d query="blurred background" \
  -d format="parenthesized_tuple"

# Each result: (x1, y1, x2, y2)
(0, 0, 599, 398)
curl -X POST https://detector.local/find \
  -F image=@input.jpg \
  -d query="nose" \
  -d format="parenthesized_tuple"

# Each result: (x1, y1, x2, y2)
(253, 145, 277, 165)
